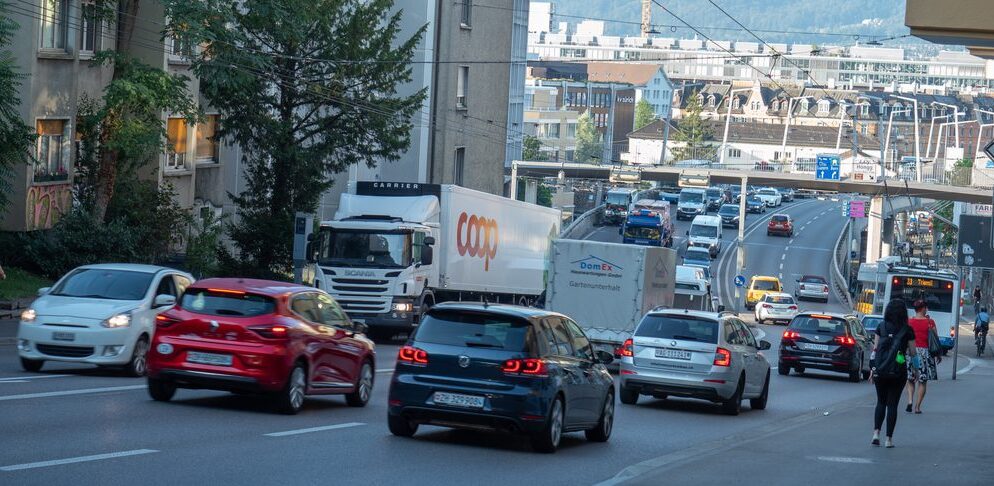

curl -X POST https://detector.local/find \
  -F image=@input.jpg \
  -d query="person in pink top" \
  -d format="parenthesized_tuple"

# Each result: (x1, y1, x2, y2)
(905, 299, 938, 414)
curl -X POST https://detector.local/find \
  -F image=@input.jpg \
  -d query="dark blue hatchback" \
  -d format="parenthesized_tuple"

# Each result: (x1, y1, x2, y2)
(387, 303, 615, 453)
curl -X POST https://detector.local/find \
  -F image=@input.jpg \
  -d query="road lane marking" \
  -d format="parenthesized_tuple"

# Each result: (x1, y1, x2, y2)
(789, 239, 795, 244)
(376, 369, 394, 374)
(0, 449, 158, 472)
(814, 456, 872, 464)
(0, 374, 71, 383)
(779, 263, 784, 270)
(781, 254, 786, 260)
(0, 385, 145, 402)
(264, 422, 365, 437)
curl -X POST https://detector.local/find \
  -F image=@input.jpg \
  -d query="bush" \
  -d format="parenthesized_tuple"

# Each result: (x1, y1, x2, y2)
(185, 211, 222, 279)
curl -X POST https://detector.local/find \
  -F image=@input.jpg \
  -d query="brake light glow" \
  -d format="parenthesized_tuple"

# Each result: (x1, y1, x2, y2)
(207, 288, 246, 295)
(502, 358, 547, 376)
(249, 325, 289, 339)
(810, 314, 832, 319)
(713, 347, 731, 367)
(617, 338, 634, 358)
(783, 330, 800, 339)
(835, 335, 856, 346)
(398, 345, 428, 365)
(823, 286, 830, 293)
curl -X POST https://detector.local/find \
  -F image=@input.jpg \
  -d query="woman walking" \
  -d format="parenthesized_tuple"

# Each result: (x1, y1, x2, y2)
(871, 299, 917, 448)
(905, 299, 938, 413)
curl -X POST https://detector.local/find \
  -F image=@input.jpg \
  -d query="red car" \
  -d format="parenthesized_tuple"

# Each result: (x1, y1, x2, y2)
(146, 278, 375, 414)
(767, 214, 793, 237)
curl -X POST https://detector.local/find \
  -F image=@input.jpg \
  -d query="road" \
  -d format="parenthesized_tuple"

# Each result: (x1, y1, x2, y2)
(0, 197, 897, 485)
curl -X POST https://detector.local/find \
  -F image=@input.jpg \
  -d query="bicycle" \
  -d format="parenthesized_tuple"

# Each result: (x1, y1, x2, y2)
(976, 327, 989, 357)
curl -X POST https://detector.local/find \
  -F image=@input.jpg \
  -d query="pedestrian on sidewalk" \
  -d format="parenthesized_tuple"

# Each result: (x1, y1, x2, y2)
(871, 298, 917, 448)
(905, 300, 938, 414)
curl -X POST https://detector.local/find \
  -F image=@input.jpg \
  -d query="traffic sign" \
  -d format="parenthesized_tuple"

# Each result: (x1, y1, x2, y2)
(849, 200, 866, 218)
(816, 154, 841, 181)
(734, 275, 746, 287)
(983, 139, 994, 162)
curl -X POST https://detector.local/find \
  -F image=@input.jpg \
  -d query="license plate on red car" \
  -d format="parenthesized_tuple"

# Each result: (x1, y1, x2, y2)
(186, 351, 233, 366)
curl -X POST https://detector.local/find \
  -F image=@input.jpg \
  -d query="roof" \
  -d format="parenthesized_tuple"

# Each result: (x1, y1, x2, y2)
(429, 302, 554, 319)
(189, 278, 315, 296)
(796, 311, 855, 319)
(646, 308, 724, 321)
(750, 275, 781, 281)
(80, 263, 180, 274)
(586, 62, 663, 86)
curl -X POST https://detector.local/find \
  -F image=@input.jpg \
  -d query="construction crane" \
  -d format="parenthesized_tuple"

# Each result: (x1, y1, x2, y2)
(641, 0, 651, 37)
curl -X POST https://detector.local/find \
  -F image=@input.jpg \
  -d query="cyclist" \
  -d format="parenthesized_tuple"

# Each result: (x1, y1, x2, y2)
(976, 307, 990, 356)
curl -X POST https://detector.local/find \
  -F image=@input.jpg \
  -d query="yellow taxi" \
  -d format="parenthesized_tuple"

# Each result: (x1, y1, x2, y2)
(746, 276, 783, 310)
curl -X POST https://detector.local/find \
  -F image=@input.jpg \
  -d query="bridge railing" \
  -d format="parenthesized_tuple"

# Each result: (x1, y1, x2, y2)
(832, 218, 854, 311)
(560, 204, 604, 239)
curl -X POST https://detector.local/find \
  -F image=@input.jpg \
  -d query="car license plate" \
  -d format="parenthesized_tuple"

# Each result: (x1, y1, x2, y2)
(433, 391, 485, 409)
(802, 343, 830, 351)
(51, 331, 75, 342)
(186, 351, 233, 366)
(655, 348, 692, 360)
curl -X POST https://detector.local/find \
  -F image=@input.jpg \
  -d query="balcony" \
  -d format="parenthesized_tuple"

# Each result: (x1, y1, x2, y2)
(163, 152, 188, 172)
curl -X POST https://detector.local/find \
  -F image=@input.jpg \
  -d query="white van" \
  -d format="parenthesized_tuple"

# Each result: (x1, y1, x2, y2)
(687, 215, 722, 258)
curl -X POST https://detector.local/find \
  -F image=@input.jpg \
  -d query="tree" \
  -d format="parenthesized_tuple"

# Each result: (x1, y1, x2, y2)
(522, 135, 548, 161)
(0, 1, 34, 213)
(634, 98, 657, 131)
(164, 0, 427, 277)
(574, 111, 603, 163)
(672, 91, 715, 163)
(515, 178, 553, 207)
(948, 158, 973, 187)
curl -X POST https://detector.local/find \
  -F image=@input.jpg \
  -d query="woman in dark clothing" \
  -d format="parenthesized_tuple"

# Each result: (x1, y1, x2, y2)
(871, 299, 917, 448)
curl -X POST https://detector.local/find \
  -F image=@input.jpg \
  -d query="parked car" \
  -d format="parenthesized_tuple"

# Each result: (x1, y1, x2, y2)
(776, 187, 795, 202)
(767, 214, 794, 237)
(860, 314, 883, 334)
(387, 303, 615, 453)
(779, 312, 873, 382)
(745, 276, 782, 310)
(745, 195, 766, 214)
(146, 278, 376, 414)
(617, 309, 771, 415)
(718, 204, 741, 228)
(17, 264, 194, 376)
(754, 293, 799, 325)
(795, 275, 830, 303)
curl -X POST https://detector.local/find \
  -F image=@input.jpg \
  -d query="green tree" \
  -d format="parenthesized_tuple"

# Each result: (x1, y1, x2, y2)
(0, 1, 34, 213)
(574, 111, 603, 163)
(515, 179, 553, 207)
(634, 98, 657, 131)
(522, 135, 548, 161)
(948, 158, 973, 187)
(672, 91, 715, 162)
(164, 0, 427, 278)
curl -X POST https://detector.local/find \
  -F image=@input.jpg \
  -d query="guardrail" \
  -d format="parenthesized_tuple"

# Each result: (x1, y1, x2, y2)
(831, 219, 854, 311)
(561, 204, 605, 239)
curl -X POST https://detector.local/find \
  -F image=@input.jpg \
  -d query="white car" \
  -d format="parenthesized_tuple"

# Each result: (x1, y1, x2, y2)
(17, 264, 194, 376)
(753, 292, 799, 325)
(755, 188, 782, 207)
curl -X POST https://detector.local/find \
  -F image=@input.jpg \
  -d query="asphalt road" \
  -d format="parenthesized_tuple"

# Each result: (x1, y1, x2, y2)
(0, 198, 892, 485)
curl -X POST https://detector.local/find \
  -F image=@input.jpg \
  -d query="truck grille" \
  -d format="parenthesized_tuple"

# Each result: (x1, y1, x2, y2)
(329, 277, 391, 314)
(37, 344, 94, 358)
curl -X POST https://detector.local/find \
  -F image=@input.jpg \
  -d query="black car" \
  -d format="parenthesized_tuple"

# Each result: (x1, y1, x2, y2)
(776, 187, 794, 202)
(779, 312, 873, 382)
(745, 196, 766, 213)
(706, 187, 724, 211)
(718, 204, 740, 228)
(387, 303, 616, 453)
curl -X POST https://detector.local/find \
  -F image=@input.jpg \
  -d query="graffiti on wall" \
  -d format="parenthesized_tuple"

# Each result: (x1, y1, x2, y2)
(26, 184, 72, 231)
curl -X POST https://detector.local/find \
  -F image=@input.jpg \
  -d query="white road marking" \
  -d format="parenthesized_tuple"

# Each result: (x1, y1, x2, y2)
(781, 254, 786, 260)
(0, 449, 158, 472)
(778, 273, 783, 280)
(814, 456, 873, 464)
(375, 369, 394, 374)
(0, 385, 145, 402)
(0, 374, 71, 383)
(264, 422, 365, 437)
(779, 263, 784, 270)
(789, 239, 795, 244)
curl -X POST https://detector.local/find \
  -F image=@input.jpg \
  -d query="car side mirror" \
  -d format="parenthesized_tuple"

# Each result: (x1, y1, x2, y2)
(37, 287, 51, 297)
(595, 349, 614, 365)
(423, 236, 436, 246)
(421, 246, 434, 266)
(153, 294, 176, 308)
(717, 304, 726, 313)
(354, 322, 369, 335)
(759, 340, 772, 350)
(305, 242, 316, 263)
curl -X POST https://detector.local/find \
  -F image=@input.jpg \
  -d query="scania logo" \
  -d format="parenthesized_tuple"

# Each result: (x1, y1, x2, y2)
(456, 212, 498, 271)
(344, 269, 375, 277)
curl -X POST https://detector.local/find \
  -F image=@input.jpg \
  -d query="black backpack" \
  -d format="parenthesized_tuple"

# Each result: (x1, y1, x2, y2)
(874, 322, 908, 379)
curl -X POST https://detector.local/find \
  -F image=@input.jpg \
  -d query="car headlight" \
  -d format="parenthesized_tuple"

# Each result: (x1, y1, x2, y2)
(102, 312, 132, 328)
(392, 302, 413, 312)
(20, 308, 36, 323)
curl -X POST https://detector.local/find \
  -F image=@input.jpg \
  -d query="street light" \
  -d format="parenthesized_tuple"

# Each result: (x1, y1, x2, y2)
(883, 108, 911, 178)
(719, 87, 752, 169)
(936, 118, 978, 163)
(780, 95, 813, 171)
(925, 114, 952, 160)
(932, 102, 964, 147)
(975, 109, 994, 163)
(892, 95, 922, 182)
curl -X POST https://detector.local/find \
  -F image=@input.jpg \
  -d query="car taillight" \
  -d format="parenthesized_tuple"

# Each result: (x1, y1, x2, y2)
(950, 327, 955, 337)
(397, 345, 428, 365)
(783, 330, 800, 339)
(799, 284, 806, 290)
(155, 314, 179, 328)
(616, 338, 634, 358)
(249, 325, 288, 339)
(762, 304, 772, 309)
(823, 285, 829, 293)
(502, 358, 547, 376)
(713, 347, 731, 367)
(835, 335, 856, 346)
(788, 305, 798, 310)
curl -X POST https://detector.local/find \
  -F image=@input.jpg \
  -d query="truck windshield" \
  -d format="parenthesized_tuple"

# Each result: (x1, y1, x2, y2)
(317, 228, 412, 268)
(624, 226, 660, 240)
(606, 193, 631, 206)
(690, 224, 717, 238)
(679, 192, 704, 204)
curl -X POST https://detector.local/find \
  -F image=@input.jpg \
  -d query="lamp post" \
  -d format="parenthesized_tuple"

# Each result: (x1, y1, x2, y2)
(925, 114, 952, 160)
(780, 96, 813, 172)
(932, 102, 963, 147)
(975, 109, 994, 163)
(719, 87, 752, 169)
(935, 119, 978, 181)
(892, 95, 922, 182)
(883, 108, 911, 179)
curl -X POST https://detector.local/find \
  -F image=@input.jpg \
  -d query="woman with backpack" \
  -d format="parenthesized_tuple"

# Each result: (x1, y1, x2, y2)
(905, 299, 939, 414)
(871, 299, 917, 448)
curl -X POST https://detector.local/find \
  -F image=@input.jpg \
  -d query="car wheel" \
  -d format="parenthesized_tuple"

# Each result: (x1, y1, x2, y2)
(795, 366, 805, 374)
(778, 365, 789, 376)
(276, 363, 307, 415)
(822, 298, 830, 304)
(345, 361, 374, 407)
(147, 377, 176, 402)
(531, 396, 564, 453)
(619, 385, 639, 405)
(721, 377, 744, 416)
(127, 336, 150, 377)
(767, 231, 772, 236)
(388, 413, 419, 437)
(20, 357, 44, 372)
(585, 391, 614, 442)
(849, 356, 863, 382)
(750, 371, 770, 410)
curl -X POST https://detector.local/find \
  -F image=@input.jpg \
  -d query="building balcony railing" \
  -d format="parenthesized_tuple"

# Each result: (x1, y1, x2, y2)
(164, 152, 187, 172)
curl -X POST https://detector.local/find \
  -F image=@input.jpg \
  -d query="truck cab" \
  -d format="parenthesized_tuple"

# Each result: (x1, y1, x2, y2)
(621, 201, 673, 248)
(687, 215, 722, 259)
(676, 188, 707, 220)
(604, 188, 638, 225)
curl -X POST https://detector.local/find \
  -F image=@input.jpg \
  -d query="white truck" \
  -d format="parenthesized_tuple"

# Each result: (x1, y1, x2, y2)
(304, 182, 561, 337)
(546, 239, 677, 354)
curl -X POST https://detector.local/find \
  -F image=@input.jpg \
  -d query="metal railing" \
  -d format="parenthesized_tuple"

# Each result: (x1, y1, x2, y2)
(832, 218, 854, 311)
(560, 204, 604, 239)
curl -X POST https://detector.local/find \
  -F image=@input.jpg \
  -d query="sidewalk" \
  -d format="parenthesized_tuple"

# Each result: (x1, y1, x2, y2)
(604, 357, 994, 486)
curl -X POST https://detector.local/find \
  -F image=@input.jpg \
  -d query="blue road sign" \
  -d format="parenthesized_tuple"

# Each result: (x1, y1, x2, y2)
(816, 154, 841, 181)
(734, 275, 746, 287)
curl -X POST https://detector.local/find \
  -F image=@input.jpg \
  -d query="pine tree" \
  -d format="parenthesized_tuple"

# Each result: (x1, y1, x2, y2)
(574, 111, 603, 164)
(672, 91, 715, 162)
(522, 135, 548, 161)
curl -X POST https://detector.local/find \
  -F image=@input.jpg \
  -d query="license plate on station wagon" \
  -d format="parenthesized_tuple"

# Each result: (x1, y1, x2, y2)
(802, 343, 830, 351)
(186, 351, 233, 366)
(655, 348, 692, 360)
(51, 332, 75, 342)
(433, 391, 485, 409)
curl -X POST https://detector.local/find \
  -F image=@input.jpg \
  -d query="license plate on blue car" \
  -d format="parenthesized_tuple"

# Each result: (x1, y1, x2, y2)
(433, 391, 485, 409)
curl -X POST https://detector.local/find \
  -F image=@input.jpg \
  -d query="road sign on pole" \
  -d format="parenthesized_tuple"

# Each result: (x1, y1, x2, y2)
(734, 275, 746, 287)
(849, 200, 866, 218)
(816, 154, 841, 181)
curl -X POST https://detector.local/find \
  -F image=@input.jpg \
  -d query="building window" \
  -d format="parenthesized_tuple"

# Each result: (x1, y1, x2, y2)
(728, 148, 741, 158)
(457, 66, 469, 109)
(546, 123, 561, 139)
(195, 115, 220, 163)
(460, 0, 472, 27)
(567, 122, 577, 138)
(860, 104, 870, 117)
(817, 100, 831, 115)
(39, 0, 68, 50)
(35, 120, 68, 182)
(454, 147, 465, 185)
(80, 1, 100, 53)
(166, 117, 189, 171)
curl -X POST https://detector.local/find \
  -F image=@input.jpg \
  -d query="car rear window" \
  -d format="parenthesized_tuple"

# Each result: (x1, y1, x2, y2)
(789, 316, 846, 334)
(180, 289, 276, 317)
(800, 276, 827, 284)
(752, 279, 779, 291)
(415, 311, 534, 351)
(635, 315, 718, 344)
(768, 295, 795, 304)
(771, 215, 789, 222)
